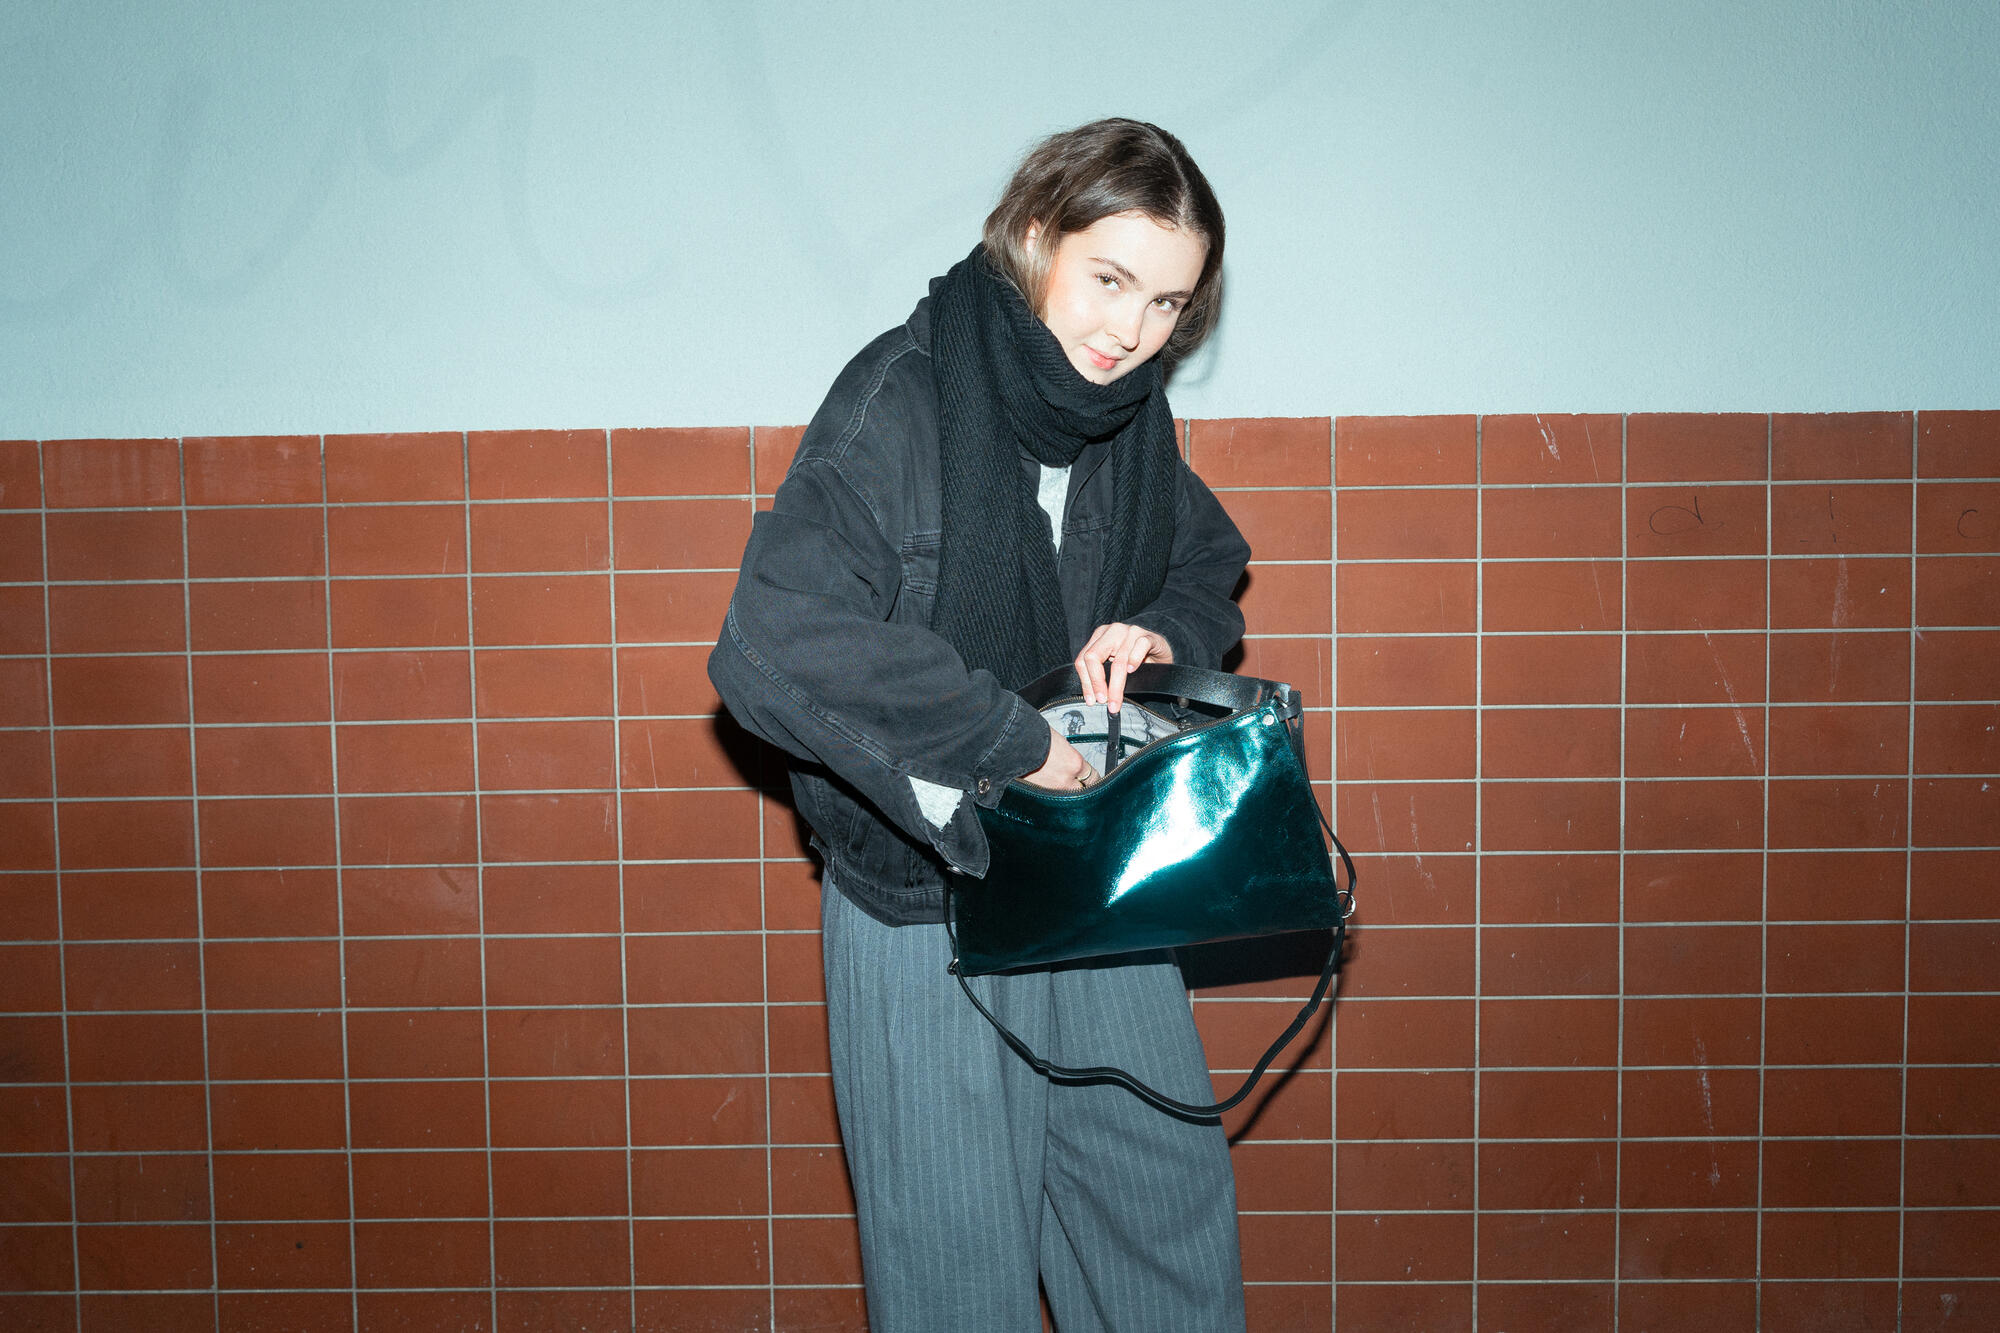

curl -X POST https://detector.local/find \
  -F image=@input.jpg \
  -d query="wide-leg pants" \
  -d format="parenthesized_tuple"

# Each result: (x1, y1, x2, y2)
(821, 881, 1246, 1332)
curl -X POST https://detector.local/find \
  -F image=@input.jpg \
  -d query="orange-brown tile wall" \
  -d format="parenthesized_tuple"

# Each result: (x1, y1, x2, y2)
(0, 415, 1994, 1332)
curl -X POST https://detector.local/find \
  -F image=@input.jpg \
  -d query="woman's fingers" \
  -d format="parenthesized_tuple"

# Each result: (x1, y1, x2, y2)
(1075, 623, 1171, 711)
(1103, 634, 1150, 714)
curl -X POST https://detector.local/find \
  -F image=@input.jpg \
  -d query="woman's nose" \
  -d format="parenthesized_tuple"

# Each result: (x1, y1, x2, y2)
(1105, 300, 1143, 349)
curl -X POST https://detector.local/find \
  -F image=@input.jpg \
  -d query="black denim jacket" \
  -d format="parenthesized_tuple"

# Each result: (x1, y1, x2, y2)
(708, 294, 1251, 925)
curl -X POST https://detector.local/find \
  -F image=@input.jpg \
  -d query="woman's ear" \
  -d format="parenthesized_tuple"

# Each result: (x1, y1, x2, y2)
(1024, 219, 1042, 247)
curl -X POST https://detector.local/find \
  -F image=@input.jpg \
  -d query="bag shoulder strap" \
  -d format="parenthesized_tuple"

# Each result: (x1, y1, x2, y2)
(945, 814, 1358, 1121)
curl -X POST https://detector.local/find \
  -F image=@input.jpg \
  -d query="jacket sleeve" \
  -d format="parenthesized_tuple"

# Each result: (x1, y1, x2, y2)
(707, 456, 1052, 878)
(1128, 459, 1252, 670)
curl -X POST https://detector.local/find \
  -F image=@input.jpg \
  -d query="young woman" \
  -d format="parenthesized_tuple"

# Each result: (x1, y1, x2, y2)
(710, 119, 1252, 1331)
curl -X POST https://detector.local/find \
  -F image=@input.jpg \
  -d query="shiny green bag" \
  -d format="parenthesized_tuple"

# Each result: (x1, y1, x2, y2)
(946, 663, 1357, 1117)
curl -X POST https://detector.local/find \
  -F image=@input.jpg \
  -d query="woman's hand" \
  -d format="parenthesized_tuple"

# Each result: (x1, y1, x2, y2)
(1076, 623, 1174, 714)
(1020, 731, 1101, 791)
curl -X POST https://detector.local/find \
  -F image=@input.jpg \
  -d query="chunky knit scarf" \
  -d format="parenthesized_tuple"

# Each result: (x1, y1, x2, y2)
(928, 245, 1179, 690)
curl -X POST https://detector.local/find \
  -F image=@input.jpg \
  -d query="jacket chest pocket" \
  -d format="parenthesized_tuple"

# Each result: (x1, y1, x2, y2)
(895, 529, 941, 624)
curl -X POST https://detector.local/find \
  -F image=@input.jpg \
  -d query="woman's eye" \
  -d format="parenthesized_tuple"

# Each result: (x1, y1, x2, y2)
(1153, 296, 1181, 312)
(1095, 273, 1119, 289)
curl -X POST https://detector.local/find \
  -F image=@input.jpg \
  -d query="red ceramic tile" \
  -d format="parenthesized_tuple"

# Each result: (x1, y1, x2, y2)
(1771, 480, 1913, 555)
(53, 727, 191, 797)
(0, 439, 42, 507)
(1338, 636, 1474, 707)
(1239, 1211, 1333, 1283)
(620, 716, 750, 788)
(1618, 1210, 1756, 1280)
(472, 573, 611, 646)
(64, 1008, 201, 1080)
(350, 1149, 488, 1220)
(1768, 776, 1909, 848)
(331, 649, 469, 721)
(1769, 629, 1909, 702)
(343, 937, 482, 1008)
(1624, 778, 1762, 850)
(186, 505, 325, 579)
(42, 438, 181, 507)
(1626, 558, 1766, 630)
(1335, 561, 1473, 634)
(1918, 481, 2000, 554)
(1479, 996, 1617, 1066)
(1482, 780, 1621, 850)
(1909, 994, 2000, 1065)
(622, 788, 760, 861)
(76, 1221, 212, 1289)
(58, 798, 195, 870)
(1480, 633, 1620, 705)
(469, 500, 610, 573)
(338, 794, 478, 865)
(1482, 706, 1619, 779)
(1194, 995, 1330, 1072)
(485, 935, 623, 1006)
(324, 432, 464, 503)
(1907, 1213, 2000, 1281)
(1615, 1281, 1757, 1332)
(344, 1008, 485, 1080)
(335, 722, 475, 792)
(1620, 1066, 1761, 1138)
(488, 1006, 625, 1078)
(1761, 1281, 1901, 1333)
(327, 503, 467, 576)
(0, 657, 50, 727)
(1770, 554, 1911, 629)
(218, 1292, 354, 1330)
(197, 795, 337, 867)
(637, 1289, 773, 1333)
(1620, 1139, 1758, 1210)
(78, 1293, 216, 1332)
(0, 941, 60, 1010)
(329, 576, 470, 649)
(770, 1215, 863, 1286)
(1907, 1136, 2000, 1207)
(73, 1152, 210, 1223)
(489, 1078, 626, 1149)
(630, 1145, 767, 1216)
(210, 1081, 348, 1151)
(68, 1084, 209, 1153)
(482, 862, 621, 934)
(204, 939, 342, 1009)
(1478, 1211, 1615, 1281)
(339, 864, 480, 936)
(1626, 414, 1766, 483)
(65, 941, 203, 1010)
(50, 871, 195, 943)
(1624, 704, 1763, 777)
(1334, 708, 1474, 781)
(1914, 775, 2000, 846)
(1623, 995, 1762, 1066)
(478, 791, 617, 861)
(1336, 487, 1477, 559)
(1479, 414, 1621, 484)
(1185, 417, 1329, 487)
(752, 424, 807, 493)
(351, 1219, 491, 1287)
(611, 425, 752, 497)
(1211, 488, 1329, 564)
(491, 1148, 628, 1217)
(201, 867, 337, 938)
(468, 429, 607, 500)
(1333, 1285, 1471, 1331)
(1763, 1067, 1903, 1136)
(1478, 853, 1615, 924)
(207, 1010, 344, 1081)
(0, 803, 56, 871)
(611, 568, 741, 642)
(1334, 780, 1475, 854)
(631, 1076, 767, 1147)
(0, 511, 38, 581)
(625, 861, 777, 934)
(44, 509, 183, 579)
(183, 436, 320, 505)
(1478, 1281, 1614, 1330)
(1482, 486, 1620, 560)
(1623, 923, 1762, 995)
(495, 1290, 635, 1331)
(616, 643, 722, 717)
(1480, 1068, 1615, 1139)
(0, 585, 43, 652)
(1762, 1137, 1900, 1209)
(194, 725, 333, 794)
(1911, 848, 2000, 919)
(1766, 993, 1905, 1066)
(632, 1217, 768, 1286)
(1769, 703, 1907, 774)
(1772, 411, 1912, 480)
(1338, 1141, 1473, 1211)
(1912, 628, 1992, 700)
(479, 718, 615, 790)
(766, 1004, 830, 1076)
(1917, 409, 2000, 478)
(1335, 1068, 1474, 1141)
(212, 1152, 350, 1221)
(348, 1081, 487, 1152)
(1335, 415, 1475, 486)
(1912, 920, 2000, 992)
(1917, 552, 2000, 626)
(1479, 924, 1618, 996)
(1760, 1209, 1899, 1279)
(193, 652, 330, 723)
(48, 582, 185, 653)
(474, 645, 614, 717)
(614, 497, 757, 570)
(1627, 483, 1768, 559)
(188, 579, 328, 651)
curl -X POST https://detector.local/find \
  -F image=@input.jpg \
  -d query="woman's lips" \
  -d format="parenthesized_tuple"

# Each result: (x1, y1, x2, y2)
(1084, 348, 1121, 371)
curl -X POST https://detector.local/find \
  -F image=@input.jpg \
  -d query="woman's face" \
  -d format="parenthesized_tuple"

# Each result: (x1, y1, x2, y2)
(1030, 212, 1207, 385)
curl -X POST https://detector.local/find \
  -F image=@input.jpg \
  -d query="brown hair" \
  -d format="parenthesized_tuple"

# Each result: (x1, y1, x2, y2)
(983, 118, 1226, 363)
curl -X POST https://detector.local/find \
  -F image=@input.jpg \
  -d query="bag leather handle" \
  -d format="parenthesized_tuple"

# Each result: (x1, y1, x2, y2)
(946, 816, 1358, 1121)
(1013, 661, 1289, 716)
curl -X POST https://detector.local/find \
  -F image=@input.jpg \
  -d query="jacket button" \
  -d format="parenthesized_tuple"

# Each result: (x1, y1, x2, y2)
(976, 778, 990, 796)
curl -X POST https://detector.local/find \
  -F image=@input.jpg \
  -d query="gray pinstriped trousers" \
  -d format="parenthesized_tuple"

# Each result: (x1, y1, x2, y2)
(822, 880, 1247, 1332)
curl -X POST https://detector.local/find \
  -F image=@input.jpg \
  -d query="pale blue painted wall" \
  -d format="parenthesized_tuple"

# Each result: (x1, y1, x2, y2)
(3, 0, 1995, 436)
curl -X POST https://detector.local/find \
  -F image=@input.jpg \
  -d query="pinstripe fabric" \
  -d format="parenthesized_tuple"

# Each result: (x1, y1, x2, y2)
(822, 879, 1246, 1332)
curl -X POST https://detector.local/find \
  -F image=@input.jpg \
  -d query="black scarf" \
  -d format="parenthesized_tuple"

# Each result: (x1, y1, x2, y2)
(928, 245, 1180, 690)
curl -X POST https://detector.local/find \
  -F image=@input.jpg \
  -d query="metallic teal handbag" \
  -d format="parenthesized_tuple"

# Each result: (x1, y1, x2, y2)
(946, 663, 1357, 1118)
